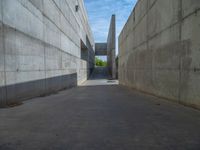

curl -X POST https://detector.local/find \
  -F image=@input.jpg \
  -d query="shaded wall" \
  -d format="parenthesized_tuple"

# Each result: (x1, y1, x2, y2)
(119, 0, 200, 108)
(95, 43, 107, 56)
(0, 0, 94, 106)
(107, 15, 116, 79)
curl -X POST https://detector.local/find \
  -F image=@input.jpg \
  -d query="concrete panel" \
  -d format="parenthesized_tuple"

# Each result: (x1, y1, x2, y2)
(119, 0, 200, 108)
(3, 26, 17, 72)
(182, 0, 200, 18)
(0, 0, 95, 106)
(0, 0, 2, 22)
(71, 42, 80, 58)
(153, 70, 180, 101)
(18, 0, 43, 21)
(95, 43, 107, 56)
(126, 31, 134, 52)
(135, 0, 148, 24)
(45, 44, 62, 70)
(181, 11, 200, 69)
(147, 0, 179, 38)
(6, 75, 46, 104)
(61, 33, 72, 53)
(69, 13, 79, 36)
(5, 54, 45, 72)
(4, 27, 45, 71)
(28, 0, 44, 12)
(0, 0, 94, 106)
(46, 73, 78, 93)
(148, 0, 157, 8)
(107, 15, 116, 79)
(0, 5, 7, 105)
(59, 0, 70, 21)
(152, 41, 189, 70)
(134, 15, 147, 47)
(14, 30, 45, 57)
(45, 70, 62, 80)
(53, 0, 61, 8)
(180, 10, 200, 108)
(0, 20, 4, 72)
(149, 23, 180, 51)
(6, 71, 45, 86)
(0, 72, 6, 106)
(135, 46, 151, 70)
(61, 52, 71, 69)
(3, 0, 44, 41)
(60, 14, 71, 37)
(44, 17, 61, 50)
(180, 70, 200, 109)
(3, 26, 16, 56)
(126, 43, 148, 69)
(43, 0, 61, 29)
(0, 71, 5, 89)
(134, 69, 154, 94)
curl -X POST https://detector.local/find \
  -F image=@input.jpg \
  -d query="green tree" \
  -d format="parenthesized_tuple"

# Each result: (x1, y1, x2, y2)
(95, 57, 107, 67)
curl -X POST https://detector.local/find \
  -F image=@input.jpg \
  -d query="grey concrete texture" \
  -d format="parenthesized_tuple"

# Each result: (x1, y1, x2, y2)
(95, 43, 107, 56)
(107, 15, 116, 79)
(0, 0, 95, 106)
(119, 0, 200, 109)
(0, 82, 200, 149)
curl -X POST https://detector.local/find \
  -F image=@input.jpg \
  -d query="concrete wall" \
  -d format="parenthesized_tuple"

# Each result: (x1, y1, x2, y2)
(0, 0, 95, 106)
(119, 0, 200, 109)
(107, 15, 116, 79)
(95, 43, 107, 56)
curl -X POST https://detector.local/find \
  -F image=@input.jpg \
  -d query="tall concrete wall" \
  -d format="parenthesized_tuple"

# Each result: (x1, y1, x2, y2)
(0, 0, 95, 106)
(107, 15, 116, 79)
(119, 0, 200, 108)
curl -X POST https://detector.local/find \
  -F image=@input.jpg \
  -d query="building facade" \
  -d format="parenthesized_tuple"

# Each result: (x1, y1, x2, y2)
(0, 0, 95, 106)
(119, 0, 200, 109)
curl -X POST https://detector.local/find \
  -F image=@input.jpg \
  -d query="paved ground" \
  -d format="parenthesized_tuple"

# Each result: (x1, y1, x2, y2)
(0, 67, 200, 150)
(81, 67, 119, 86)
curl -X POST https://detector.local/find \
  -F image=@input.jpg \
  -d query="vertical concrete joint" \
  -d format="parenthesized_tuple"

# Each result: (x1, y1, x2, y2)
(1, 0, 7, 105)
(178, 0, 183, 102)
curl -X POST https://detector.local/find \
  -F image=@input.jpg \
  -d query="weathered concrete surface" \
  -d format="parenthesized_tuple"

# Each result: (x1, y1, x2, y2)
(0, 0, 95, 106)
(95, 43, 107, 56)
(0, 84, 200, 149)
(119, 0, 200, 109)
(107, 15, 116, 79)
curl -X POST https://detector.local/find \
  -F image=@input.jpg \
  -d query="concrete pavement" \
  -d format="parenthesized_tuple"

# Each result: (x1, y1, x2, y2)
(0, 68, 200, 150)
(81, 67, 118, 86)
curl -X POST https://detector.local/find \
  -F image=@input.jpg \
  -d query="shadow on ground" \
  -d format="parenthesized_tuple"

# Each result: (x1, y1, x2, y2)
(0, 67, 200, 150)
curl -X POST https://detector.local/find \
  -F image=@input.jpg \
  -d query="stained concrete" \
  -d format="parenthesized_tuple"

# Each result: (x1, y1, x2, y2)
(0, 80, 200, 149)
(107, 15, 116, 79)
(95, 43, 107, 56)
(0, 0, 95, 106)
(119, 0, 200, 109)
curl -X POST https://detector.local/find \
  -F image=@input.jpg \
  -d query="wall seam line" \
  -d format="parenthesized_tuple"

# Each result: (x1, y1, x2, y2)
(1, 0, 7, 105)
(42, 0, 47, 94)
(178, 0, 183, 103)
(18, 0, 82, 55)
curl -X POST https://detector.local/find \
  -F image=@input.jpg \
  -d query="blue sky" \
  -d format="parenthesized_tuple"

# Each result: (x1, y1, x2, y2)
(84, 0, 137, 57)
